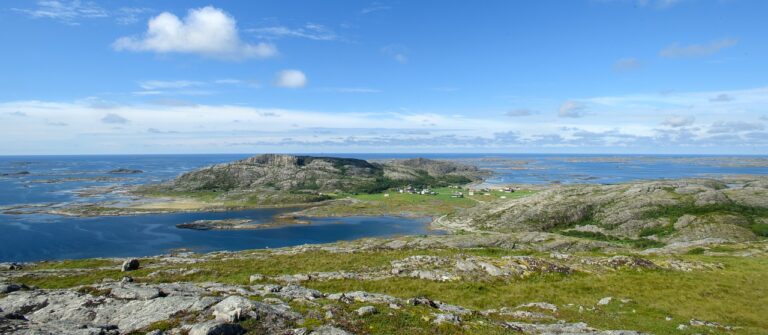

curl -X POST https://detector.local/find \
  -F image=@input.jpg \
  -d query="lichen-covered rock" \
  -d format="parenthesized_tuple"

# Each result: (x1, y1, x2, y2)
(355, 305, 377, 316)
(189, 320, 245, 335)
(432, 313, 461, 325)
(310, 325, 353, 335)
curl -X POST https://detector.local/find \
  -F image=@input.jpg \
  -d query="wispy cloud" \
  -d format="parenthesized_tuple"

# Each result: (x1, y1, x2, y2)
(662, 115, 695, 127)
(13, 1, 149, 25)
(558, 101, 587, 118)
(248, 23, 338, 41)
(660, 38, 738, 58)
(101, 113, 129, 124)
(113, 6, 277, 60)
(382, 44, 408, 64)
(13, 0, 107, 25)
(707, 121, 764, 134)
(3, 86, 768, 154)
(506, 109, 536, 117)
(709, 93, 734, 102)
(138, 80, 204, 90)
(361, 3, 391, 14)
(115, 7, 152, 25)
(274, 70, 308, 88)
(613, 57, 641, 72)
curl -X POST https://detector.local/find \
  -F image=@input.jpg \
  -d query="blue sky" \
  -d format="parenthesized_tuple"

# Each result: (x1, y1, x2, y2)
(1, 0, 767, 154)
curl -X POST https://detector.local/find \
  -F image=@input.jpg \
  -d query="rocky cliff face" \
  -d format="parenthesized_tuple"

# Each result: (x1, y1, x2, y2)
(152, 154, 484, 194)
(442, 176, 768, 245)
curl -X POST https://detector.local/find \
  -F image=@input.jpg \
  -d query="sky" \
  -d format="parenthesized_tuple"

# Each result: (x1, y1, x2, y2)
(1, 0, 767, 155)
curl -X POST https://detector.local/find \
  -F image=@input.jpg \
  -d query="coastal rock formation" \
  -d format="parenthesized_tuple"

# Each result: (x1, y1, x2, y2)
(441, 176, 768, 246)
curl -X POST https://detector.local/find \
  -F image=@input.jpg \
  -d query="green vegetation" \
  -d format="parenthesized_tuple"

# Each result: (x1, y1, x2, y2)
(30, 258, 118, 270)
(643, 202, 768, 237)
(750, 223, 768, 237)
(559, 230, 665, 249)
(308, 188, 538, 217)
(639, 224, 676, 237)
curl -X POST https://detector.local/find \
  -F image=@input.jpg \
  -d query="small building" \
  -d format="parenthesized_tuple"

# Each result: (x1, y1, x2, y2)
(468, 191, 475, 196)
(451, 192, 464, 198)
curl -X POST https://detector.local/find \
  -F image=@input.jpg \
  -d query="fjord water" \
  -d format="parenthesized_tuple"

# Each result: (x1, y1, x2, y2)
(1, 154, 766, 262)
(0, 210, 432, 262)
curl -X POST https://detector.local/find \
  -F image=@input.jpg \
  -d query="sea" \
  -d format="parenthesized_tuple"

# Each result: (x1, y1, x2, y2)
(0, 153, 766, 262)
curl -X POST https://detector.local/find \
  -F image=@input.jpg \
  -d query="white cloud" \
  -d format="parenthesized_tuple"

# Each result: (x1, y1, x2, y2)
(274, 70, 307, 88)
(709, 93, 734, 102)
(113, 6, 277, 60)
(101, 113, 129, 124)
(13, 0, 107, 24)
(2, 95, 768, 154)
(361, 3, 391, 14)
(214, 79, 243, 85)
(660, 38, 738, 58)
(613, 57, 641, 72)
(13, 1, 149, 26)
(506, 109, 536, 117)
(249, 23, 338, 41)
(708, 121, 764, 134)
(382, 45, 408, 64)
(138, 80, 203, 90)
(662, 115, 695, 127)
(115, 7, 152, 25)
(558, 101, 587, 118)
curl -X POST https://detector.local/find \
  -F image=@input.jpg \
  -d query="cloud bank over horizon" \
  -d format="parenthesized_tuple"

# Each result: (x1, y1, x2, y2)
(2, 85, 766, 154)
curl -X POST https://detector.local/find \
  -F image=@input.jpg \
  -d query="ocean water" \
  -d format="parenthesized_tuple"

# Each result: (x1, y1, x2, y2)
(0, 154, 766, 262)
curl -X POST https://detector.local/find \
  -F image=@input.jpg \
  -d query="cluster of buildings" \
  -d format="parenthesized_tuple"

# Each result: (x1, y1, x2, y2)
(397, 185, 437, 195)
(387, 185, 517, 199)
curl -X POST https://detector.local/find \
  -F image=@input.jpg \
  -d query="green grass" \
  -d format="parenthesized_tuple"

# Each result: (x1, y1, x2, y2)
(302, 255, 768, 335)
(30, 258, 118, 270)
(312, 188, 537, 217)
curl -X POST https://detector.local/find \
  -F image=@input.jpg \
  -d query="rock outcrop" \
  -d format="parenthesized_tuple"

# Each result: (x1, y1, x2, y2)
(146, 154, 485, 195)
(441, 176, 768, 245)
